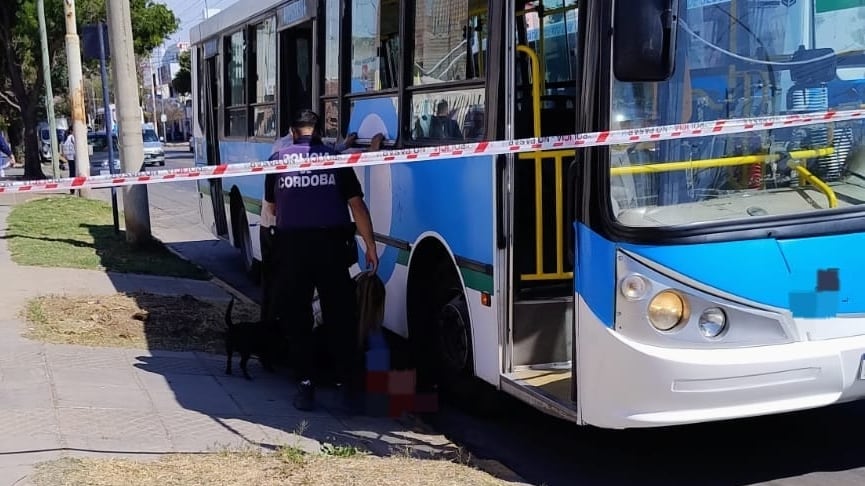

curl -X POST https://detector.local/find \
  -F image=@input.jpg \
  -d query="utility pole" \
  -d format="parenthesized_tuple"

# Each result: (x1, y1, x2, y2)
(63, 0, 91, 197)
(106, 0, 152, 246)
(37, 0, 60, 178)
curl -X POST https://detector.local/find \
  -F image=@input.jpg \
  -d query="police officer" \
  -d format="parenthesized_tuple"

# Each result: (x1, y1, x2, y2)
(264, 109, 378, 411)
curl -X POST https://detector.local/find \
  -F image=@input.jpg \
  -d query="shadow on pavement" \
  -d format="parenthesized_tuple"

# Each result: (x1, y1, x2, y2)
(66, 227, 492, 480)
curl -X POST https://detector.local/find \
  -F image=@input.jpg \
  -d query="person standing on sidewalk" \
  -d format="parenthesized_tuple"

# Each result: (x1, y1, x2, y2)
(60, 130, 82, 195)
(0, 131, 15, 178)
(264, 109, 378, 411)
(260, 128, 361, 324)
(61, 130, 76, 177)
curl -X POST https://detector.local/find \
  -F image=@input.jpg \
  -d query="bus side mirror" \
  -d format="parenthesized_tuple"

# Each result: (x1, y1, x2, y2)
(612, 0, 679, 82)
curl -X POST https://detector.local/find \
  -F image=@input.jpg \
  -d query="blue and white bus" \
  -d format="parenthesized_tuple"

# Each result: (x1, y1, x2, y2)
(191, 0, 865, 429)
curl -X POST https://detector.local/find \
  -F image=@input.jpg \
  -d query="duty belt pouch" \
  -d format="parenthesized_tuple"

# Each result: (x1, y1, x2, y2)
(341, 223, 359, 268)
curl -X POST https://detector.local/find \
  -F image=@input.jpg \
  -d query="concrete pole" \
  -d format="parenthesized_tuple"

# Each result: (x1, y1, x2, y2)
(106, 0, 152, 246)
(63, 0, 91, 197)
(37, 0, 60, 178)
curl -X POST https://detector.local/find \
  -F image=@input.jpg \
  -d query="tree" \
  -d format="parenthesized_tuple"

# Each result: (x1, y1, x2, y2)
(171, 50, 191, 96)
(0, 0, 178, 179)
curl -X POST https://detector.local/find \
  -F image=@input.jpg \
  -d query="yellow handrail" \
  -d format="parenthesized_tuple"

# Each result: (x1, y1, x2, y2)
(518, 149, 576, 282)
(516, 44, 546, 280)
(609, 148, 835, 176)
(793, 165, 838, 208)
(516, 45, 541, 137)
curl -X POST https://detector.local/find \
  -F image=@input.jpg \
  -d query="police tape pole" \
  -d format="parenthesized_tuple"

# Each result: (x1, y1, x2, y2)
(0, 108, 861, 195)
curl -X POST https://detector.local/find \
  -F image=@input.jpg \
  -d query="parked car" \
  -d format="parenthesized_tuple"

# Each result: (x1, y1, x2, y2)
(142, 127, 165, 166)
(37, 120, 68, 164)
(87, 132, 121, 175)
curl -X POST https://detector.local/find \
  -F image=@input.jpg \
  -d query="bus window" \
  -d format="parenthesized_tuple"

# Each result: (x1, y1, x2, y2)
(320, 0, 341, 141)
(409, 88, 485, 141)
(224, 30, 247, 138)
(251, 17, 277, 139)
(409, 0, 489, 143)
(412, 0, 489, 85)
(515, 1, 578, 139)
(609, 0, 865, 227)
(350, 0, 401, 93)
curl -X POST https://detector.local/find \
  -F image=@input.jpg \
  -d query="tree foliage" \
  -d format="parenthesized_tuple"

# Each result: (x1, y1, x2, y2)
(172, 50, 191, 96)
(0, 0, 179, 178)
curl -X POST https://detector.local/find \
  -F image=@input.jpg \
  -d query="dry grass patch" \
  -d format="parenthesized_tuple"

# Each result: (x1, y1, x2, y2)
(31, 451, 515, 486)
(22, 292, 259, 352)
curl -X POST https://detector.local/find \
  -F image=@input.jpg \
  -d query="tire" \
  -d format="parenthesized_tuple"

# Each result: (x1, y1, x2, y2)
(413, 257, 501, 416)
(231, 196, 260, 281)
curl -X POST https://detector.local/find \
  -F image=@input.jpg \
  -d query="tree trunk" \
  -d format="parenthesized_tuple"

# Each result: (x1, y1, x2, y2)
(21, 105, 44, 180)
(0, 5, 45, 180)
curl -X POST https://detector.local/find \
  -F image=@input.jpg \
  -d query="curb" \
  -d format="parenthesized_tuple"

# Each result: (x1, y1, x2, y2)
(398, 413, 530, 485)
(152, 232, 258, 307)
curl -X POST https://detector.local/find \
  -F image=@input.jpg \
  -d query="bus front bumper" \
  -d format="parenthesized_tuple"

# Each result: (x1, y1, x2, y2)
(579, 300, 865, 429)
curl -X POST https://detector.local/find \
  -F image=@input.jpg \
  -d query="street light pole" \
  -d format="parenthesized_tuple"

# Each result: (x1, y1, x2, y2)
(150, 51, 160, 138)
(106, 0, 152, 246)
(63, 0, 91, 197)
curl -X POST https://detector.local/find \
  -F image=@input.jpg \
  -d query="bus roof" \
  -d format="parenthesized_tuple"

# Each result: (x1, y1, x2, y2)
(189, 0, 285, 44)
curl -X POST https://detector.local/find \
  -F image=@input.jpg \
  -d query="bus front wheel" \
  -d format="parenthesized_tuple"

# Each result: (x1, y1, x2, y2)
(412, 257, 498, 416)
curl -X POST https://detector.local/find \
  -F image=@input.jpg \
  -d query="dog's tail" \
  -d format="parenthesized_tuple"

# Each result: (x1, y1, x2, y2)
(225, 296, 236, 329)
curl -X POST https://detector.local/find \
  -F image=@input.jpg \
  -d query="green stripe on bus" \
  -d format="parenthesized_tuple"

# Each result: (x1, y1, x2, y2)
(816, 0, 865, 13)
(242, 196, 262, 216)
(460, 267, 494, 295)
(395, 249, 493, 294)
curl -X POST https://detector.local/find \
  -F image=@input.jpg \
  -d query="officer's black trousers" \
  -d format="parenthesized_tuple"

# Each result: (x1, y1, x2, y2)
(259, 226, 276, 322)
(272, 228, 358, 387)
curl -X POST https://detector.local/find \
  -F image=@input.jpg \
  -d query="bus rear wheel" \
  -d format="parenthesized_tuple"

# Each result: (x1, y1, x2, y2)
(230, 193, 259, 281)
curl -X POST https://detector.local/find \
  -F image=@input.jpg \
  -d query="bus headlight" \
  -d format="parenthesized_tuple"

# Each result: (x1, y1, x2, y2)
(698, 307, 727, 338)
(647, 290, 688, 331)
(620, 274, 650, 301)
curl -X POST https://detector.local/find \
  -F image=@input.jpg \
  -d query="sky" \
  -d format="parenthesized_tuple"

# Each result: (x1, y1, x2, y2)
(157, 0, 239, 50)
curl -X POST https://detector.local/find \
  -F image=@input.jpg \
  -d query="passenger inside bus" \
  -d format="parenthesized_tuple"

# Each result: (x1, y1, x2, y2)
(427, 100, 463, 139)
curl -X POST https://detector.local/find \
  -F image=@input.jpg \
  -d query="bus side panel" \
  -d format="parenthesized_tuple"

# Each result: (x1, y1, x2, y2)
(215, 140, 273, 261)
(356, 155, 499, 386)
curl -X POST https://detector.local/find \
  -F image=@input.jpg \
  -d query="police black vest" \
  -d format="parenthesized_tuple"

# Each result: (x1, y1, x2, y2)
(271, 137, 351, 230)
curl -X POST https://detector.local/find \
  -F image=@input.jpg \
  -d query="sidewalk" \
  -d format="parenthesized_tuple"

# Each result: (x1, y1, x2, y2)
(0, 193, 518, 485)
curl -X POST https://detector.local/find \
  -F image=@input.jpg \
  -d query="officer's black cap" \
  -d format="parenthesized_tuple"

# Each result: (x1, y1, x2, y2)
(292, 110, 319, 129)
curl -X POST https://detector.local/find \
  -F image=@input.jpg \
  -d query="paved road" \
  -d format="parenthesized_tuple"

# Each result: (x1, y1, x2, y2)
(142, 147, 865, 486)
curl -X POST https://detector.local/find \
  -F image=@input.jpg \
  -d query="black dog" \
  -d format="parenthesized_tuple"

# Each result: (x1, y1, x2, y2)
(224, 296, 280, 380)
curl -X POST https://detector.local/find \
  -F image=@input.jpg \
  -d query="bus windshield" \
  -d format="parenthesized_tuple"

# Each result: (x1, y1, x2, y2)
(609, 0, 865, 229)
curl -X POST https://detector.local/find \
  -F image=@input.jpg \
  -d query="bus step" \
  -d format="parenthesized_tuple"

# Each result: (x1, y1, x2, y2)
(501, 370, 577, 422)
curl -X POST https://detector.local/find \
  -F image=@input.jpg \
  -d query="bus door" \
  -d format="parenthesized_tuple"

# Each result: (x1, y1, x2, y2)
(278, 20, 315, 136)
(203, 48, 228, 238)
(501, 0, 579, 421)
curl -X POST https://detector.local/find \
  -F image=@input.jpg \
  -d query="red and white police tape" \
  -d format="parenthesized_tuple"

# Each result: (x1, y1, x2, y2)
(1, 108, 862, 195)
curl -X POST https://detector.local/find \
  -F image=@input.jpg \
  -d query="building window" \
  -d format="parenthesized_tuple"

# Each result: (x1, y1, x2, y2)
(413, 0, 489, 85)
(350, 0, 400, 93)
(252, 18, 277, 138)
(225, 30, 246, 137)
